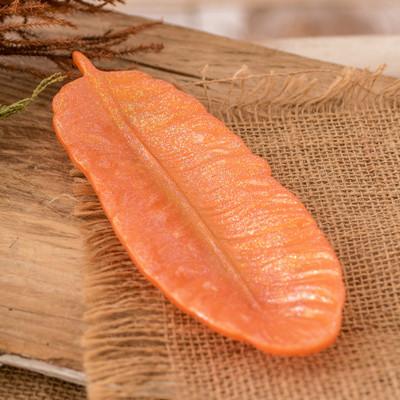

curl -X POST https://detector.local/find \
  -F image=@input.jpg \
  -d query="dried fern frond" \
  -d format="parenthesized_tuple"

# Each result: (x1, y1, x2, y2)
(0, 0, 163, 117)
(0, 0, 163, 76)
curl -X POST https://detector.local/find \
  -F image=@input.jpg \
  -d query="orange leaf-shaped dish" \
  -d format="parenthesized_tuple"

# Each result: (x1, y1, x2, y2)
(53, 52, 345, 356)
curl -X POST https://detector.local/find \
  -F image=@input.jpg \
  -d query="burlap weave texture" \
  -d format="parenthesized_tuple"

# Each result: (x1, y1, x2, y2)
(75, 69, 400, 399)
(0, 365, 86, 400)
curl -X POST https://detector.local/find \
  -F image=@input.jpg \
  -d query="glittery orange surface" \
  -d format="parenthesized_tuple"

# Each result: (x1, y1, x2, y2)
(52, 52, 345, 356)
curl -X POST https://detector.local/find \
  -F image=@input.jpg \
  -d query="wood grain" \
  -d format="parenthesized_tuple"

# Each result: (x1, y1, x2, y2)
(0, 354, 85, 385)
(0, 80, 85, 370)
(260, 35, 400, 78)
(0, 11, 396, 375)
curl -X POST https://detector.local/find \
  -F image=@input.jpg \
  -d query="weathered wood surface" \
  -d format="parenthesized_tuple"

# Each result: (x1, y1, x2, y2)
(0, 11, 396, 375)
(262, 35, 400, 78)
(0, 354, 85, 385)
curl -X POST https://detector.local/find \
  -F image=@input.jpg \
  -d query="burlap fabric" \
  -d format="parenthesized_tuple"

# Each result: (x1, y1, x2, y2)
(73, 68, 400, 399)
(0, 365, 86, 399)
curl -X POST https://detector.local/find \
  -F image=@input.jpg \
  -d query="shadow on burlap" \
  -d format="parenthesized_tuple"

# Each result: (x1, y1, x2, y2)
(0, 365, 86, 400)
(73, 67, 400, 399)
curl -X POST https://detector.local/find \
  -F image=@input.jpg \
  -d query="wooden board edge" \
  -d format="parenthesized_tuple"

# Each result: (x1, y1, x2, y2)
(0, 354, 85, 386)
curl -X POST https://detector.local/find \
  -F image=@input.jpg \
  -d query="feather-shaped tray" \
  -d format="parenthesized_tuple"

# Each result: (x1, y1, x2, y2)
(0, 11, 395, 382)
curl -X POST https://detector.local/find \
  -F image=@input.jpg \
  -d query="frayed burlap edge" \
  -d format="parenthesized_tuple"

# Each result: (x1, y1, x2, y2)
(191, 64, 400, 120)
(72, 172, 175, 400)
(74, 66, 400, 400)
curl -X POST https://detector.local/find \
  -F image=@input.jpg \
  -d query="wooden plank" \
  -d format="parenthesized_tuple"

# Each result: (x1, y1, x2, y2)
(0, 86, 85, 371)
(0, 355, 85, 385)
(261, 35, 400, 78)
(0, 11, 396, 375)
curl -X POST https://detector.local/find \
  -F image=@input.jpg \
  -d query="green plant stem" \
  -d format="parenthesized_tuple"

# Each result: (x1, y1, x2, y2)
(0, 72, 66, 119)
